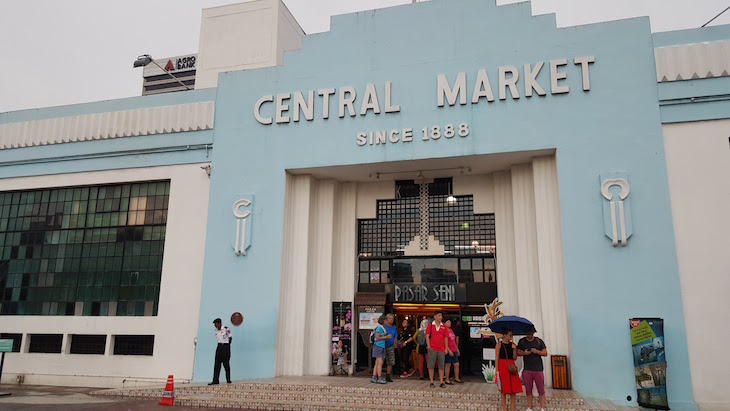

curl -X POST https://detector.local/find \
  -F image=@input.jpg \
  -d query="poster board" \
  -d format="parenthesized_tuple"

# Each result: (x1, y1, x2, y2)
(630, 318, 668, 410)
(359, 312, 382, 330)
(332, 302, 352, 366)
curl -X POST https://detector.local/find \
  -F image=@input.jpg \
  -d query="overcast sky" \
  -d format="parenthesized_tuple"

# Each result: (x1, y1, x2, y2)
(1, 0, 729, 113)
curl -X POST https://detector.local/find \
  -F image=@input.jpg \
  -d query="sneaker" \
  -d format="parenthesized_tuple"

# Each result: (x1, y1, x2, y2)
(408, 370, 416, 377)
(208, 382, 219, 385)
(400, 372, 409, 378)
(377, 378, 387, 384)
(371, 376, 378, 383)
(429, 383, 435, 388)
(385, 375, 393, 382)
(439, 383, 446, 388)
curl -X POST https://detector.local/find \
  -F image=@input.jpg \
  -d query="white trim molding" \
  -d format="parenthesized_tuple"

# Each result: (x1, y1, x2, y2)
(655, 40, 730, 82)
(0, 102, 215, 150)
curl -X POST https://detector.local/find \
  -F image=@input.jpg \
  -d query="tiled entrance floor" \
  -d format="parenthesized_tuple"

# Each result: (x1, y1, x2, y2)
(91, 375, 641, 411)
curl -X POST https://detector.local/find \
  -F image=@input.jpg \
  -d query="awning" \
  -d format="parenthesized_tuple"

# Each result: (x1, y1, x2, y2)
(353, 292, 387, 306)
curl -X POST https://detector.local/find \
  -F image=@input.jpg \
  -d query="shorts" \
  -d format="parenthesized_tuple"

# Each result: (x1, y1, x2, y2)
(522, 370, 545, 396)
(427, 348, 445, 369)
(445, 352, 459, 364)
(372, 345, 386, 359)
(385, 345, 396, 365)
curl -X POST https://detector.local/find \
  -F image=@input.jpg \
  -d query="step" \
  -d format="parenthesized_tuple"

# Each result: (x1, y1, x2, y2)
(93, 384, 628, 411)
(173, 393, 629, 411)
(176, 382, 585, 407)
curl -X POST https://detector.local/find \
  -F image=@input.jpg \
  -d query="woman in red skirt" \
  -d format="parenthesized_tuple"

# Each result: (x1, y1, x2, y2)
(496, 329, 522, 411)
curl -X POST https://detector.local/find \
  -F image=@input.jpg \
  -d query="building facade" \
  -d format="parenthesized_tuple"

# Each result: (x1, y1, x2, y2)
(0, 1, 728, 410)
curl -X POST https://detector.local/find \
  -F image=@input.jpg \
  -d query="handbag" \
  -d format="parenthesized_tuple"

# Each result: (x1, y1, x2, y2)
(501, 343, 519, 375)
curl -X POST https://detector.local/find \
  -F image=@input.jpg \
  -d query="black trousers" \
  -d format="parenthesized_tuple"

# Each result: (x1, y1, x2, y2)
(400, 345, 414, 372)
(213, 343, 231, 383)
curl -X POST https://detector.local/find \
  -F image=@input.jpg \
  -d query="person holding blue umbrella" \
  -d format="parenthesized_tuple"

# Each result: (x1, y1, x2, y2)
(495, 328, 522, 411)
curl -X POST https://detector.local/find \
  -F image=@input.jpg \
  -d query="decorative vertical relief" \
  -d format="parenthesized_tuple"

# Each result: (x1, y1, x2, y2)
(275, 175, 313, 376)
(600, 175, 633, 247)
(232, 195, 254, 256)
(418, 183, 429, 250)
(493, 171, 519, 315)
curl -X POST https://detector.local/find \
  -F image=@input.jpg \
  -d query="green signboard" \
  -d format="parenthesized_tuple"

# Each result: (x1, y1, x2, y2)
(0, 339, 13, 353)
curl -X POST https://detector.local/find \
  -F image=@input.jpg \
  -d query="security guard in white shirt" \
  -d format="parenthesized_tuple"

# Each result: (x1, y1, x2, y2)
(209, 317, 232, 384)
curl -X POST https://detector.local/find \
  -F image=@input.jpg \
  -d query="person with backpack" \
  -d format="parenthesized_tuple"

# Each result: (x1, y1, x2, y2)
(371, 314, 391, 384)
(413, 319, 430, 380)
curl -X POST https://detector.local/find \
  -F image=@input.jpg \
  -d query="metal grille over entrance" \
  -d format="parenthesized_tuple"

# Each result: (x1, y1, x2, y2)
(358, 178, 496, 257)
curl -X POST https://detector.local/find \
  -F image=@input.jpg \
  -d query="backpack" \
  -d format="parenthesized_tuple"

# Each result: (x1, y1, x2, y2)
(369, 325, 384, 344)
(416, 329, 426, 345)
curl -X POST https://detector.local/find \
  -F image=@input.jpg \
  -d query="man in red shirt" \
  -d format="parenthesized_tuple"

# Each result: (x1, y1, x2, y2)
(425, 310, 450, 388)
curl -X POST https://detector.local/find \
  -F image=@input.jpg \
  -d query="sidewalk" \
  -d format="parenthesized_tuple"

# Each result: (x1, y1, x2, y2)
(0, 384, 253, 411)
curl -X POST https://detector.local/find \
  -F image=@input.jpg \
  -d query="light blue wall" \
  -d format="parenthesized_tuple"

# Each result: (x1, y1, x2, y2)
(653, 23, 730, 47)
(0, 89, 216, 178)
(653, 24, 730, 124)
(195, 0, 695, 408)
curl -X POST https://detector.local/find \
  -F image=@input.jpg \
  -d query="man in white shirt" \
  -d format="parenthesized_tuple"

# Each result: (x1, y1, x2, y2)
(209, 318, 232, 385)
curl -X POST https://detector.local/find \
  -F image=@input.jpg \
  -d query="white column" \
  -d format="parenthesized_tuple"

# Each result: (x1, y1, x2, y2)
(331, 182, 358, 373)
(532, 156, 571, 384)
(510, 164, 543, 334)
(493, 171, 519, 314)
(331, 182, 358, 301)
(303, 180, 336, 375)
(274, 174, 313, 376)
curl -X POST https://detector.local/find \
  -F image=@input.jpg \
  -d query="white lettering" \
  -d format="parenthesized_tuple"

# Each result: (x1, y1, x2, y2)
(437, 72, 467, 107)
(499, 66, 520, 100)
(356, 132, 367, 146)
(318, 88, 335, 119)
(292, 91, 314, 122)
(402, 128, 413, 142)
(375, 130, 386, 145)
(471, 69, 495, 103)
(574, 56, 595, 91)
(384, 81, 400, 113)
(388, 129, 400, 143)
(360, 84, 381, 115)
(275, 93, 291, 123)
(524, 62, 546, 97)
(339, 87, 357, 118)
(254, 95, 273, 125)
(550, 59, 570, 94)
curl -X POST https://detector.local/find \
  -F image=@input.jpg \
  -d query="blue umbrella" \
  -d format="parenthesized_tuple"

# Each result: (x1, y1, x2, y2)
(487, 315, 535, 336)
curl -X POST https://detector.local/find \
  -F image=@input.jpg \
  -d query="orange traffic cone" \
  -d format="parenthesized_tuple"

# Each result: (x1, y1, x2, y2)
(158, 374, 174, 406)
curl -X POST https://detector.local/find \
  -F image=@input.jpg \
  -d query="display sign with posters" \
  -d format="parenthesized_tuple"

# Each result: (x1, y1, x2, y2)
(630, 318, 668, 410)
(359, 312, 382, 330)
(331, 302, 352, 367)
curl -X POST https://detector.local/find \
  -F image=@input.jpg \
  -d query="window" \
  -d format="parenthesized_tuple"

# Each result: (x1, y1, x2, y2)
(0, 332, 22, 352)
(0, 181, 169, 316)
(358, 260, 390, 284)
(459, 257, 496, 283)
(113, 335, 154, 356)
(69, 334, 106, 355)
(358, 179, 496, 257)
(29, 334, 62, 353)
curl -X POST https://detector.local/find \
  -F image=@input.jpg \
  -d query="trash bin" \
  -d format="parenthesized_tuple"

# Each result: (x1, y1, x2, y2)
(551, 355, 571, 389)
